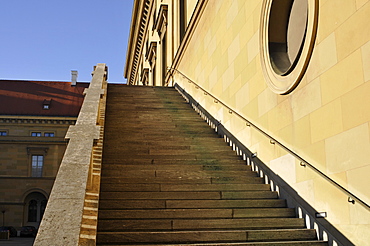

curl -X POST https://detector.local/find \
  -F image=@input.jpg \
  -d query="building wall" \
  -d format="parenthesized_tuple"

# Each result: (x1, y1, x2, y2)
(126, 0, 370, 244)
(0, 117, 75, 228)
(131, 0, 199, 86)
(172, 0, 370, 244)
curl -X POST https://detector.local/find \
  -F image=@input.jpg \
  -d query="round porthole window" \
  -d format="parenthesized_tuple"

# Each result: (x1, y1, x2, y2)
(260, 0, 318, 94)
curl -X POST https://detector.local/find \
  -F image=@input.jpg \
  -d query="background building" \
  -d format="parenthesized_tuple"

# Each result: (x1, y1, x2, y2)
(0, 79, 88, 229)
(125, 0, 370, 244)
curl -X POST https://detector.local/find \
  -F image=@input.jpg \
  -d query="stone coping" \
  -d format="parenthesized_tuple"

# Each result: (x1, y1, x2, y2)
(33, 64, 107, 246)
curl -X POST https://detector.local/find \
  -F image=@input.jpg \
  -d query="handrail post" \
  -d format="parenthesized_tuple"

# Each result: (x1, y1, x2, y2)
(170, 67, 370, 212)
(173, 72, 361, 246)
(34, 64, 107, 246)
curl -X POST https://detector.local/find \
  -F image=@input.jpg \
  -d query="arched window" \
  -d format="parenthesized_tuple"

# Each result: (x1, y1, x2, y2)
(40, 200, 47, 219)
(24, 192, 48, 227)
(28, 200, 37, 222)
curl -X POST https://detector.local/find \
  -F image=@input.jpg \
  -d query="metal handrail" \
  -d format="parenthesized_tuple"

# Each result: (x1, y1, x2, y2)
(168, 67, 370, 211)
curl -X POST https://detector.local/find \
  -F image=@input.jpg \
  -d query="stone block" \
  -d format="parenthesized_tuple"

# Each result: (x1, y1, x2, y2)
(321, 49, 363, 104)
(336, 1, 370, 60)
(309, 99, 343, 143)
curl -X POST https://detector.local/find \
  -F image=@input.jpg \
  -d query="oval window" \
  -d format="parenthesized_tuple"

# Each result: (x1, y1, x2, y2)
(260, 0, 318, 94)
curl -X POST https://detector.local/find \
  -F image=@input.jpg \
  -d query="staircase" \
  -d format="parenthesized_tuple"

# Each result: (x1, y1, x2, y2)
(96, 85, 327, 245)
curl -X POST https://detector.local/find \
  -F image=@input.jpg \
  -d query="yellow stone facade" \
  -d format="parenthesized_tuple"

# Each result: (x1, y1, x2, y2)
(0, 117, 75, 228)
(125, 0, 370, 244)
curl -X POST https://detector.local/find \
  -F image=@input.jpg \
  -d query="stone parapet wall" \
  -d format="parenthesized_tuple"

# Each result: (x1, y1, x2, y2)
(34, 64, 108, 246)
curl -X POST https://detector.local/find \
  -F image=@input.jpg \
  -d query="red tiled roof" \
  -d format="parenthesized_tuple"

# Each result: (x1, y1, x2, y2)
(0, 80, 89, 117)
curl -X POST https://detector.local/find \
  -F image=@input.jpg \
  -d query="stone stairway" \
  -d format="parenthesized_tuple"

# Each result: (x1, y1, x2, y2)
(96, 85, 327, 245)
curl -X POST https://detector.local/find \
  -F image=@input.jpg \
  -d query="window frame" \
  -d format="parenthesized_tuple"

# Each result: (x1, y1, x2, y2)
(31, 155, 44, 177)
(31, 132, 42, 137)
(260, 0, 319, 95)
(44, 132, 55, 137)
(28, 199, 38, 222)
(179, 0, 187, 42)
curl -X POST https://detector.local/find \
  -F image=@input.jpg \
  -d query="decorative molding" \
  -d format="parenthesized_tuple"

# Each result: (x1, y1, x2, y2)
(0, 117, 76, 125)
(155, 4, 168, 41)
(146, 42, 157, 68)
(124, 0, 153, 85)
(141, 68, 150, 85)
(27, 147, 49, 156)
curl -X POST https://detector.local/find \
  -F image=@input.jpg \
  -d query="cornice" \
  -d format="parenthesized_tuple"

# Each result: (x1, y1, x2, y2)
(155, 4, 168, 40)
(124, 0, 153, 85)
(0, 116, 77, 125)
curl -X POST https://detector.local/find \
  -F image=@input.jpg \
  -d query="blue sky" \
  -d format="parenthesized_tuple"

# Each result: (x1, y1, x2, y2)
(0, 0, 134, 83)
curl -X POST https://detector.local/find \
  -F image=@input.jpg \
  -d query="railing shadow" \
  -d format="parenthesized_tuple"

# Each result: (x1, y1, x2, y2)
(173, 75, 357, 246)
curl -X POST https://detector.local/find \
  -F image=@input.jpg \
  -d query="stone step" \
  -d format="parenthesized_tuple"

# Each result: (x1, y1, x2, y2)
(97, 85, 324, 245)
(96, 229, 318, 244)
(98, 208, 296, 219)
(105, 133, 219, 139)
(116, 104, 190, 108)
(106, 126, 213, 132)
(102, 154, 225, 160)
(106, 119, 208, 123)
(102, 158, 248, 166)
(99, 191, 277, 200)
(100, 177, 268, 185)
(165, 199, 287, 209)
(106, 119, 206, 124)
(100, 176, 214, 184)
(100, 164, 252, 172)
(102, 149, 239, 157)
(160, 183, 268, 191)
(99, 191, 222, 200)
(98, 199, 287, 209)
(102, 137, 233, 145)
(155, 170, 258, 178)
(97, 218, 305, 231)
(100, 181, 270, 192)
(172, 218, 305, 231)
(100, 183, 267, 192)
(97, 241, 328, 246)
(103, 138, 229, 146)
(100, 170, 258, 179)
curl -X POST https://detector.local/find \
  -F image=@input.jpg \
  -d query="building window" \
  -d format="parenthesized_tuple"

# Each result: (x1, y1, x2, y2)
(44, 132, 54, 137)
(146, 42, 157, 86)
(179, 0, 187, 42)
(0, 131, 7, 136)
(31, 132, 42, 137)
(24, 192, 47, 226)
(260, 0, 318, 94)
(28, 200, 38, 222)
(268, 0, 308, 75)
(152, 5, 156, 30)
(40, 200, 47, 219)
(152, 64, 156, 86)
(162, 31, 167, 86)
(31, 155, 44, 177)
(155, 5, 168, 86)
(141, 68, 149, 86)
(43, 99, 51, 110)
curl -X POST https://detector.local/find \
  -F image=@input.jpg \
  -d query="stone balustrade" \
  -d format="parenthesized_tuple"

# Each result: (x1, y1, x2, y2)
(34, 63, 107, 246)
